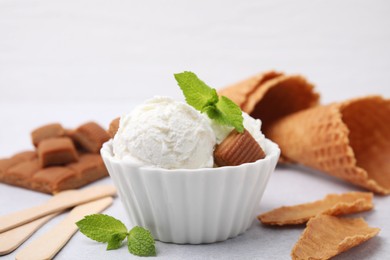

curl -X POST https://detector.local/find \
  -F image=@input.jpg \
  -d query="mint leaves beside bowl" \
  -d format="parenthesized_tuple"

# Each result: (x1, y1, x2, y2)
(76, 214, 156, 257)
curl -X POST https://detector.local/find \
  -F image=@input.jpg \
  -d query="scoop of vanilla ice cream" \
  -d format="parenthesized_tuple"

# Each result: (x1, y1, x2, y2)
(205, 112, 266, 150)
(113, 96, 216, 169)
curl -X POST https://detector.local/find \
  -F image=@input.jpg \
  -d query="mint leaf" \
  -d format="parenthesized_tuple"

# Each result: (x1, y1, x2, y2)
(174, 71, 218, 111)
(175, 71, 244, 132)
(76, 214, 128, 243)
(77, 215, 157, 256)
(203, 98, 244, 133)
(128, 226, 156, 257)
(202, 105, 219, 119)
(107, 232, 127, 250)
(215, 96, 244, 133)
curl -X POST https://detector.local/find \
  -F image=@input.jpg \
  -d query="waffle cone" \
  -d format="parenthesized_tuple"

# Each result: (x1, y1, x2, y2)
(219, 71, 320, 133)
(266, 96, 390, 194)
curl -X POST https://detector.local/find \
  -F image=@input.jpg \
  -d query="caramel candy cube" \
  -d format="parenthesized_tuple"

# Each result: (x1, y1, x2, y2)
(67, 153, 108, 185)
(31, 123, 65, 147)
(0, 157, 23, 181)
(38, 137, 78, 167)
(12, 151, 37, 161)
(70, 122, 110, 153)
(0, 151, 36, 182)
(3, 159, 40, 188)
(108, 117, 120, 138)
(214, 129, 266, 167)
(64, 128, 74, 138)
(32, 167, 79, 194)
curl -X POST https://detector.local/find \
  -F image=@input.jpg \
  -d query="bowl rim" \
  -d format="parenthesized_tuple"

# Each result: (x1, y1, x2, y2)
(101, 138, 280, 173)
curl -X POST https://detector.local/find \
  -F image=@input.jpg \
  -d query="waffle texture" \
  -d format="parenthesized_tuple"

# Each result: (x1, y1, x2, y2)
(266, 96, 390, 194)
(219, 71, 320, 134)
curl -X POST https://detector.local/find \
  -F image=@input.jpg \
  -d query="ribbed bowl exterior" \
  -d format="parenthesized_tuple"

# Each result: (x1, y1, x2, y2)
(101, 139, 280, 244)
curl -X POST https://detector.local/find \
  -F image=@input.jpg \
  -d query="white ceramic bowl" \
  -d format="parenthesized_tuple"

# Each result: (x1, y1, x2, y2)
(101, 139, 280, 244)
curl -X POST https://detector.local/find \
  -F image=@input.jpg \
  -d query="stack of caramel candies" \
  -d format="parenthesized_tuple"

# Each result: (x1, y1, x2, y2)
(0, 122, 110, 194)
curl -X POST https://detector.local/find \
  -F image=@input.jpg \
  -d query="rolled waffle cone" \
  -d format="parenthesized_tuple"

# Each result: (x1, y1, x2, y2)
(219, 71, 320, 133)
(266, 96, 390, 194)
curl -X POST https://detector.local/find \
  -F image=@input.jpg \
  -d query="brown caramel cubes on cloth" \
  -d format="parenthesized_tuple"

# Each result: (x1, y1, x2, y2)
(0, 121, 109, 194)
(38, 137, 78, 167)
(69, 122, 110, 153)
(214, 129, 266, 166)
(31, 123, 65, 147)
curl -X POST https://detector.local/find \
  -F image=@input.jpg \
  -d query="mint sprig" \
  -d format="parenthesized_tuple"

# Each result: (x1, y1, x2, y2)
(174, 71, 244, 133)
(76, 214, 156, 257)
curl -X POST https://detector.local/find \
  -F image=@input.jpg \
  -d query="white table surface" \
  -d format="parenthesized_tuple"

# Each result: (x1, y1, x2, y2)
(1, 1, 390, 259)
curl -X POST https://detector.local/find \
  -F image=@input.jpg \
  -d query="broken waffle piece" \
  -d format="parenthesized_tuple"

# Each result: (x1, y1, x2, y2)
(259, 192, 373, 226)
(214, 129, 266, 166)
(108, 117, 120, 138)
(70, 122, 110, 153)
(291, 215, 380, 260)
(31, 123, 65, 147)
(38, 137, 78, 168)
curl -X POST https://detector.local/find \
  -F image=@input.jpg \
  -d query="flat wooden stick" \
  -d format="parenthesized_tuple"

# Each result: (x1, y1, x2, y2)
(16, 196, 113, 260)
(0, 213, 58, 255)
(0, 185, 116, 233)
(0, 190, 79, 255)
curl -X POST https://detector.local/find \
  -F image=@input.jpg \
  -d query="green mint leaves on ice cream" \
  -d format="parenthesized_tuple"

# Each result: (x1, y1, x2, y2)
(76, 214, 156, 257)
(174, 71, 244, 133)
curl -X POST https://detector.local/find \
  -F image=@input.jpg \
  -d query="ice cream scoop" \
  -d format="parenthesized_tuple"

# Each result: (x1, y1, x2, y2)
(113, 96, 216, 169)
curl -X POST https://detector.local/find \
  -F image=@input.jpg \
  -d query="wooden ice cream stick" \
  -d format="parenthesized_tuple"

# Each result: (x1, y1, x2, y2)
(16, 196, 113, 260)
(0, 185, 116, 233)
(0, 190, 79, 255)
(0, 213, 58, 256)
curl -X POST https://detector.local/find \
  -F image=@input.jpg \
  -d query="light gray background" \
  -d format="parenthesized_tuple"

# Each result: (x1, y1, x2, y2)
(1, 0, 389, 259)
